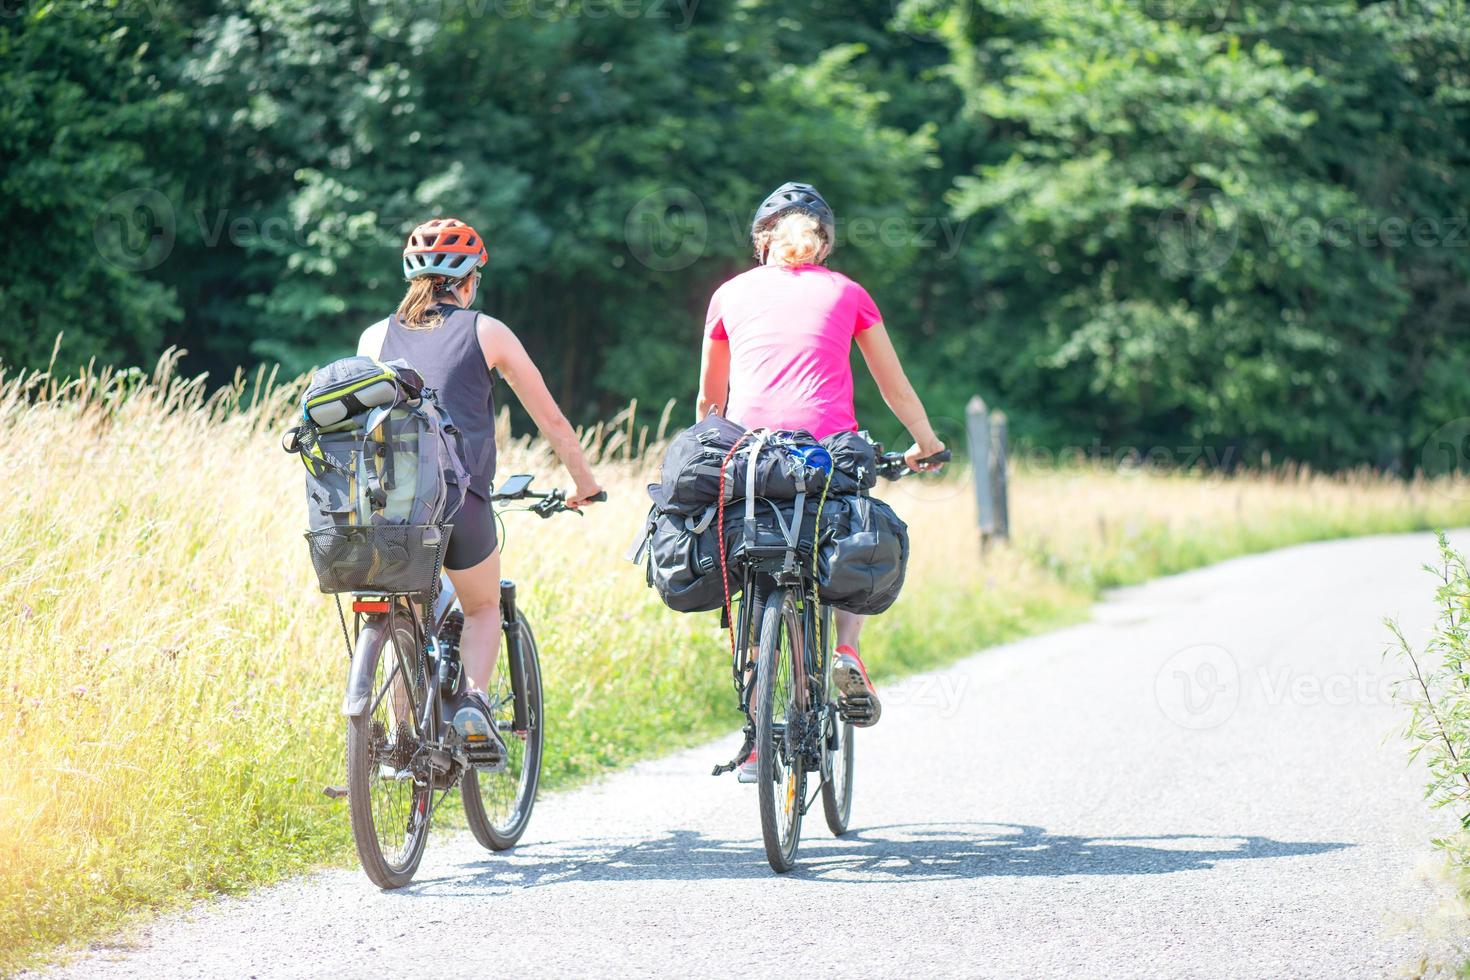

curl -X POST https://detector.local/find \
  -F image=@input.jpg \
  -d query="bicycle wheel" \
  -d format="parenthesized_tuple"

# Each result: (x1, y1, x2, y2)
(821, 715, 855, 836)
(462, 616, 544, 850)
(820, 606, 855, 836)
(346, 614, 432, 889)
(755, 587, 806, 872)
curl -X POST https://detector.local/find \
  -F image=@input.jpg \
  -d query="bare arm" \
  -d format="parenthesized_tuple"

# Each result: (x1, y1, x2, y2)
(855, 323, 946, 469)
(696, 334, 731, 421)
(477, 315, 602, 504)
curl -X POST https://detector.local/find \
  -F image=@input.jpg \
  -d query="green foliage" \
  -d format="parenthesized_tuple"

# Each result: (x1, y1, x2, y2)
(1, 0, 1468, 465)
(1390, 533, 1470, 891)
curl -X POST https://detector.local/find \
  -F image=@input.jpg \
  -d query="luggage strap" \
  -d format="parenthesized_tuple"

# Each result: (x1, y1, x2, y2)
(361, 401, 405, 515)
(743, 432, 806, 574)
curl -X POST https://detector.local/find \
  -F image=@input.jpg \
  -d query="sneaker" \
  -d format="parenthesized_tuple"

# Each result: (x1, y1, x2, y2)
(736, 749, 759, 784)
(452, 690, 508, 772)
(833, 645, 882, 728)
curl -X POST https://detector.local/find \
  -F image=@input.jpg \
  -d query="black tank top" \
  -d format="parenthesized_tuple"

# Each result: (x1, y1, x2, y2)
(381, 304, 496, 499)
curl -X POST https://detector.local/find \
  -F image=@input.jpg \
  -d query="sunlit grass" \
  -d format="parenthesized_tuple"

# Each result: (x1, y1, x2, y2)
(3, 352, 1469, 973)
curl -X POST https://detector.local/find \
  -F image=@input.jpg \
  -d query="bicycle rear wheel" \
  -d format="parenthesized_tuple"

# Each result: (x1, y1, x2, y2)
(755, 588, 806, 872)
(346, 614, 432, 889)
(462, 616, 544, 850)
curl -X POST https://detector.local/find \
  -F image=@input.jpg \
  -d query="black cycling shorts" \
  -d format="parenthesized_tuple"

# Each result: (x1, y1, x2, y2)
(444, 490, 498, 571)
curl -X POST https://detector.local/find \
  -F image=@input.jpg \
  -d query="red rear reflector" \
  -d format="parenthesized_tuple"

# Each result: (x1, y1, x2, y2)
(352, 600, 391, 614)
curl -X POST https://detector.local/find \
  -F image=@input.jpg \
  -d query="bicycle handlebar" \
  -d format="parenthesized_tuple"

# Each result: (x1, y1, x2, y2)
(875, 449, 952, 481)
(490, 477, 607, 517)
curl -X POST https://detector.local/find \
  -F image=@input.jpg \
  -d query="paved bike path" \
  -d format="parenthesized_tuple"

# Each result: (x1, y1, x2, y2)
(42, 531, 1468, 978)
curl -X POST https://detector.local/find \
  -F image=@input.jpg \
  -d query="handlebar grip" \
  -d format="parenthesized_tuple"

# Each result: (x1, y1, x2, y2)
(921, 450, 953, 465)
(587, 491, 609, 503)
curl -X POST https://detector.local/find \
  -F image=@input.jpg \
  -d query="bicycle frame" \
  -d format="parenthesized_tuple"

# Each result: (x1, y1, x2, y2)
(728, 562, 835, 791)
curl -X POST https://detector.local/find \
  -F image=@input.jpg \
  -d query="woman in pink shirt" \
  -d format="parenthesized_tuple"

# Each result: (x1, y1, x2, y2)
(697, 182, 946, 763)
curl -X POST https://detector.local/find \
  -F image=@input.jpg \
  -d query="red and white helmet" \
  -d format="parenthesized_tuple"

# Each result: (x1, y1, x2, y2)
(401, 218, 488, 280)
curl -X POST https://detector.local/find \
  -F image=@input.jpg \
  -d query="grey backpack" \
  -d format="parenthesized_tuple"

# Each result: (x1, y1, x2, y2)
(284, 357, 471, 596)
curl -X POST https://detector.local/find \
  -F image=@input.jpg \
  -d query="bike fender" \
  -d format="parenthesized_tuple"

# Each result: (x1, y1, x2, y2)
(342, 617, 391, 717)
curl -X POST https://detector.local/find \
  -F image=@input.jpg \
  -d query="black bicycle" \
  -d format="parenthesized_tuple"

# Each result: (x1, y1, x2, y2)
(715, 447, 949, 872)
(338, 475, 602, 888)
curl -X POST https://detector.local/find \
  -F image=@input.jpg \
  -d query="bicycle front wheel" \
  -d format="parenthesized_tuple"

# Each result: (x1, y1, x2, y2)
(755, 588, 806, 873)
(346, 614, 432, 889)
(820, 605, 855, 836)
(462, 616, 544, 850)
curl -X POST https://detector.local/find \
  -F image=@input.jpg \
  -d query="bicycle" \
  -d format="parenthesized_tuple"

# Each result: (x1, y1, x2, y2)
(713, 446, 950, 872)
(336, 476, 604, 889)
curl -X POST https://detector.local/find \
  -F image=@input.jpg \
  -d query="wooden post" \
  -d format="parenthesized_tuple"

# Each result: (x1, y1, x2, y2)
(966, 396, 995, 546)
(990, 411, 1009, 541)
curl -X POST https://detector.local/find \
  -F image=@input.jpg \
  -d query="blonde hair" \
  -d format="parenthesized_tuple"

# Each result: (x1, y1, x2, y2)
(756, 210, 829, 267)
(395, 274, 467, 330)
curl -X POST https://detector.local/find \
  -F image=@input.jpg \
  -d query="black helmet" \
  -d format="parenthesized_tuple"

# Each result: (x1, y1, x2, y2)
(751, 181, 836, 261)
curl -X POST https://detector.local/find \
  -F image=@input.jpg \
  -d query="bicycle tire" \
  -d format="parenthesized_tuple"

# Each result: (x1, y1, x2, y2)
(818, 604, 855, 836)
(756, 588, 805, 872)
(462, 616, 544, 850)
(821, 719, 855, 836)
(346, 616, 432, 889)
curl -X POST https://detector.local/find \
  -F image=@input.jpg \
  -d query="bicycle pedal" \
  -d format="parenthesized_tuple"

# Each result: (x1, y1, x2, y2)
(323, 785, 348, 800)
(838, 695, 879, 728)
(462, 733, 509, 773)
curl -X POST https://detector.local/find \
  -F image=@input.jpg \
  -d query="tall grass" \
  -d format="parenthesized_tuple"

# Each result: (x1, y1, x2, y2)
(3, 354, 1469, 973)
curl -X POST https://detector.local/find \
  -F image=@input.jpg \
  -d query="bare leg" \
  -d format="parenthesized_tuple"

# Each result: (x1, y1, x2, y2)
(836, 609, 866, 653)
(445, 547, 503, 693)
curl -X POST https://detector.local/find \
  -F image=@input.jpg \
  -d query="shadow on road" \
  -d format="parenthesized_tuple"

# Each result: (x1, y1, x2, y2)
(404, 821, 1350, 896)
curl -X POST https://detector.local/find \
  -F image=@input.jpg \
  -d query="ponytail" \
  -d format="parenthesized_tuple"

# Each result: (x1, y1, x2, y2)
(755, 210, 829, 267)
(395, 275, 461, 330)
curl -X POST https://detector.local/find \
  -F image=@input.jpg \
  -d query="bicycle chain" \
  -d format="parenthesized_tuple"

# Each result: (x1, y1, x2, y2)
(334, 594, 353, 659)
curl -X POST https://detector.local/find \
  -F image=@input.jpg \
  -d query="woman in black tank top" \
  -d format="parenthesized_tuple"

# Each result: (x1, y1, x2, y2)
(359, 217, 604, 740)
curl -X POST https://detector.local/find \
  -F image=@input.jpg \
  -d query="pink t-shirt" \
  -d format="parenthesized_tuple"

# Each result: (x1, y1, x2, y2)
(705, 264, 882, 439)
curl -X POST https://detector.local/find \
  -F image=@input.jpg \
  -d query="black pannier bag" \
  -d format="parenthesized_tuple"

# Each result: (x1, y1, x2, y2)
(631, 487, 727, 613)
(816, 494, 910, 615)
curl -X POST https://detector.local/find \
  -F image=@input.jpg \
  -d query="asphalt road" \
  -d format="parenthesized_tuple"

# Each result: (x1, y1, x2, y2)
(42, 532, 1470, 978)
